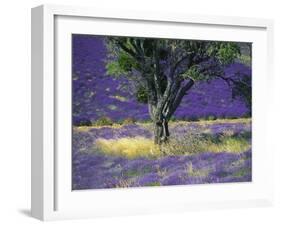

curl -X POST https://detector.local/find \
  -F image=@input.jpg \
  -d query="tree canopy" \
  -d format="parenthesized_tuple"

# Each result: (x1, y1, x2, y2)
(105, 37, 250, 144)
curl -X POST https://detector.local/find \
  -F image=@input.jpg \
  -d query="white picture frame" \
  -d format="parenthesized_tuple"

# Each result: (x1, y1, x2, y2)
(31, 4, 274, 221)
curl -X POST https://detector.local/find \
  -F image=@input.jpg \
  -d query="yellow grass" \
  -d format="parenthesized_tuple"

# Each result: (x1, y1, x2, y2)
(74, 118, 251, 132)
(206, 136, 250, 153)
(74, 123, 123, 132)
(76, 118, 251, 158)
(197, 117, 251, 125)
(110, 95, 128, 102)
(95, 137, 161, 159)
(169, 118, 251, 128)
(163, 133, 250, 155)
(95, 134, 250, 159)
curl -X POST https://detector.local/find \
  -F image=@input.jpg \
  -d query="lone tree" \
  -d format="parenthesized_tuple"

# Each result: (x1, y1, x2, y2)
(105, 37, 249, 145)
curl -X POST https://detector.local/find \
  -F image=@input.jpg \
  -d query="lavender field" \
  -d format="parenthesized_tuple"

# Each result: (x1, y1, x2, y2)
(73, 119, 251, 189)
(72, 35, 251, 125)
(72, 35, 252, 190)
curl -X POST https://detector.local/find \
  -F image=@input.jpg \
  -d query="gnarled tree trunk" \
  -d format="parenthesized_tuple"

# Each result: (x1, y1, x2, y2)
(154, 118, 169, 145)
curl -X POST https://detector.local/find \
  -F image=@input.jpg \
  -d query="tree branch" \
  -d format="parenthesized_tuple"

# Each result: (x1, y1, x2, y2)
(115, 40, 137, 59)
(153, 41, 162, 101)
(167, 79, 194, 118)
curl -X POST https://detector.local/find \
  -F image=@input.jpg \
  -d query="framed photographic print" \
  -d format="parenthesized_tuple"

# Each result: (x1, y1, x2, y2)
(31, 4, 274, 221)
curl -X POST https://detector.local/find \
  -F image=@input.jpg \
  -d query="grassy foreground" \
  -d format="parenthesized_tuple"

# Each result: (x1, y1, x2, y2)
(72, 118, 252, 189)
(76, 118, 251, 159)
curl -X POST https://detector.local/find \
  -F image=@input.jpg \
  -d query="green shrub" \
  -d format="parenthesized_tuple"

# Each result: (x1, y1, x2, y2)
(238, 55, 251, 67)
(122, 117, 136, 125)
(136, 86, 148, 103)
(188, 115, 199, 122)
(76, 119, 92, 126)
(170, 116, 177, 122)
(207, 115, 217, 121)
(94, 116, 113, 126)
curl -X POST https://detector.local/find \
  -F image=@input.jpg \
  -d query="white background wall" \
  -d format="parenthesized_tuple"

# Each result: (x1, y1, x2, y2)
(0, 0, 280, 225)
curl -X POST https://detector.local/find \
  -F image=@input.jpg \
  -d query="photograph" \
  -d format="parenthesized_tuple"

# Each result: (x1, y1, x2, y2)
(72, 34, 252, 190)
